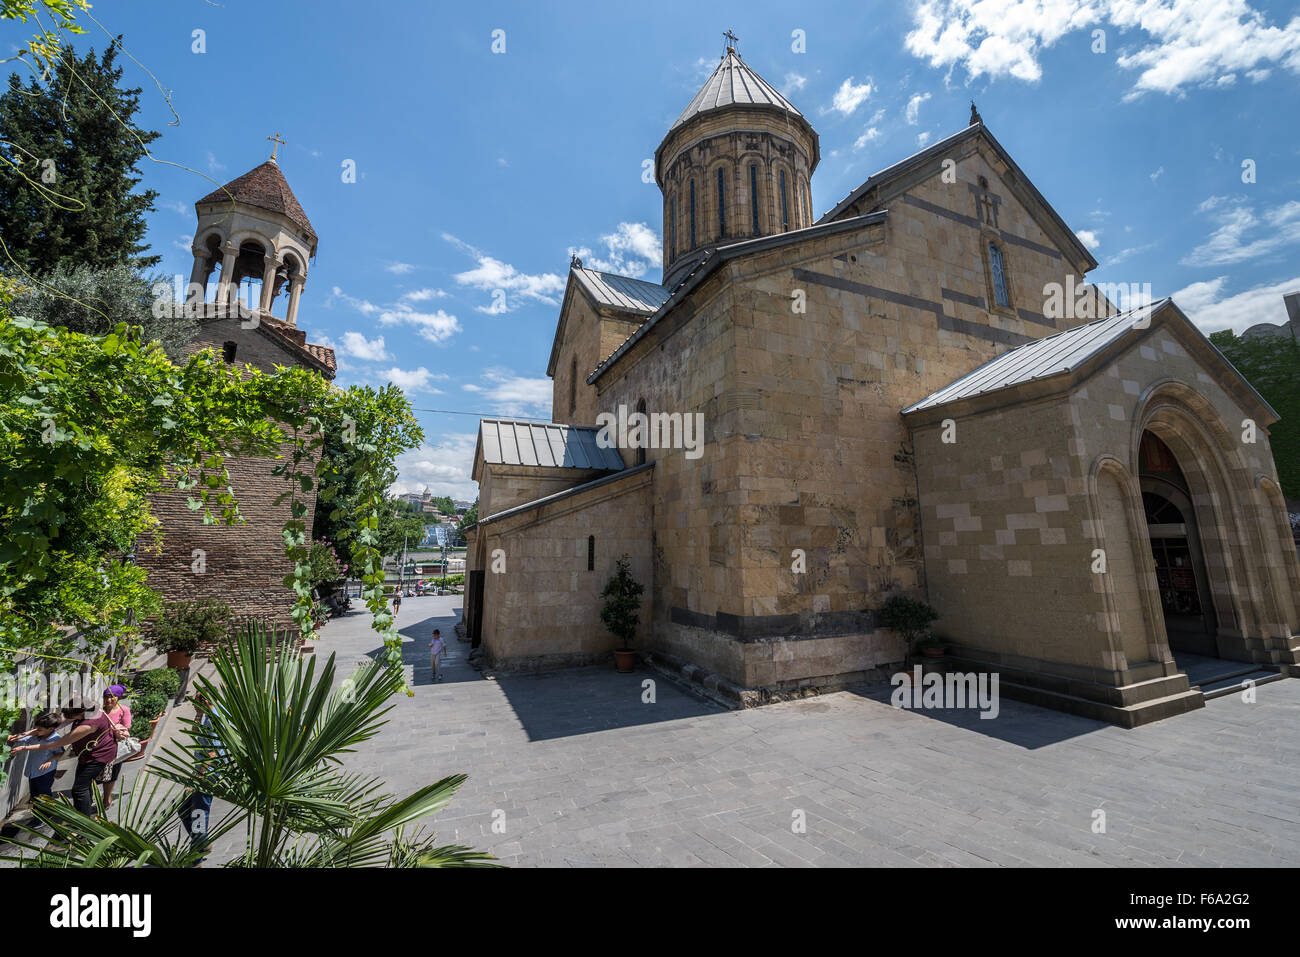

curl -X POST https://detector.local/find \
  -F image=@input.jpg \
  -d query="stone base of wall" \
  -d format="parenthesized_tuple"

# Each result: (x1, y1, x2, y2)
(483, 648, 615, 673)
(943, 645, 1205, 727)
(642, 647, 899, 709)
(651, 618, 905, 689)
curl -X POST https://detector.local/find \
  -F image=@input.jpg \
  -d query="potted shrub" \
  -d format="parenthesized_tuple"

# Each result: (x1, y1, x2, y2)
(600, 555, 644, 673)
(879, 594, 940, 676)
(918, 635, 947, 658)
(149, 599, 233, 669)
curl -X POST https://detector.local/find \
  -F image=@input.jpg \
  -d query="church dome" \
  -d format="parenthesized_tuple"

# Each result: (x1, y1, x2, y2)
(655, 44, 820, 284)
(667, 50, 807, 138)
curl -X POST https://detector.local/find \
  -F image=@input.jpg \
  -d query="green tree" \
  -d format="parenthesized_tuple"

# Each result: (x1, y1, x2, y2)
(376, 497, 426, 558)
(4, 620, 498, 868)
(456, 498, 478, 533)
(1209, 330, 1300, 498)
(10, 261, 196, 358)
(0, 290, 422, 786)
(434, 495, 454, 515)
(600, 555, 644, 651)
(0, 39, 161, 273)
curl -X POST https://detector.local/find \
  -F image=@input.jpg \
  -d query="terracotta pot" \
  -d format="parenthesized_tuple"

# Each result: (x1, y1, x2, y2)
(614, 649, 637, 673)
(166, 650, 193, 670)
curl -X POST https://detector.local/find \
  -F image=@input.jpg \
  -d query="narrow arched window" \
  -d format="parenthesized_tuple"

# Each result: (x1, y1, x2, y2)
(780, 170, 789, 231)
(750, 165, 760, 235)
(222, 340, 237, 363)
(670, 194, 677, 257)
(716, 167, 726, 237)
(988, 241, 1010, 307)
(635, 398, 647, 466)
(689, 179, 697, 250)
(587, 535, 595, 571)
(569, 356, 577, 415)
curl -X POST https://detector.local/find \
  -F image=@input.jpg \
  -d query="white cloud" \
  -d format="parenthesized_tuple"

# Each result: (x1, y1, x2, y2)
(391, 433, 480, 501)
(1171, 273, 1300, 334)
(917, 131, 933, 147)
(340, 331, 390, 362)
(783, 72, 808, 93)
(1104, 240, 1157, 266)
(400, 288, 448, 302)
(329, 285, 463, 344)
(569, 222, 663, 279)
(163, 200, 190, 216)
(828, 76, 873, 116)
(1181, 196, 1300, 267)
(207, 152, 226, 175)
(378, 366, 445, 394)
(443, 233, 565, 312)
(853, 127, 882, 151)
(1150, 166, 1165, 182)
(385, 262, 418, 274)
(1076, 229, 1101, 250)
(904, 0, 1300, 98)
(905, 91, 932, 124)
(464, 367, 552, 419)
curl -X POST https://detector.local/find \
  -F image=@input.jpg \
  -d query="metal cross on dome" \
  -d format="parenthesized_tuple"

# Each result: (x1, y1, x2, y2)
(723, 29, 739, 54)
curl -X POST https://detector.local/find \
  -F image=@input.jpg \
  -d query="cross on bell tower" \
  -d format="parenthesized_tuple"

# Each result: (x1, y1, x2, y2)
(267, 132, 286, 161)
(723, 29, 739, 54)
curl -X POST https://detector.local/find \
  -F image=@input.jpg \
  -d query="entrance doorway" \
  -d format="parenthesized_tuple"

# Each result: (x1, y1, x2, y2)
(1138, 432, 1219, 659)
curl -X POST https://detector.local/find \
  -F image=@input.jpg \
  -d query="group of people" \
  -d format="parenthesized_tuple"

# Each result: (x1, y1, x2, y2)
(6, 685, 220, 857)
(7, 684, 133, 816)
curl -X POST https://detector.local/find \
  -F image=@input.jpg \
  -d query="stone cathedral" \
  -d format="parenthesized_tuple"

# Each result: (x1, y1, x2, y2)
(464, 44, 1300, 726)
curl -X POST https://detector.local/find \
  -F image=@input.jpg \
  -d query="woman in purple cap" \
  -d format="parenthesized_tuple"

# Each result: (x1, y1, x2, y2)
(100, 685, 132, 809)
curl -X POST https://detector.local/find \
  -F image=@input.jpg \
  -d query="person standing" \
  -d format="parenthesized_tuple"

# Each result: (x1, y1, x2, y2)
(392, 589, 402, 619)
(430, 628, 446, 682)
(11, 705, 116, 816)
(179, 689, 221, 858)
(5, 711, 66, 800)
(99, 685, 132, 810)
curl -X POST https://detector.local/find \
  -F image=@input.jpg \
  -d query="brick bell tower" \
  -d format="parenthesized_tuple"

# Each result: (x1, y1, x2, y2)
(655, 32, 821, 287)
(137, 136, 337, 637)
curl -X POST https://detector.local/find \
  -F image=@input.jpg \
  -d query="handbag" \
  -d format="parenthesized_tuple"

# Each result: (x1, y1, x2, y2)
(96, 736, 142, 780)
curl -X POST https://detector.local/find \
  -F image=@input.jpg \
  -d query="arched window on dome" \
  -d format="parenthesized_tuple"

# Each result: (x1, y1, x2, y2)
(689, 179, 697, 250)
(750, 165, 760, 235)
(669, 193, 677, 258)
(716, 166, 726, 238)
(779, 169, 790, 232)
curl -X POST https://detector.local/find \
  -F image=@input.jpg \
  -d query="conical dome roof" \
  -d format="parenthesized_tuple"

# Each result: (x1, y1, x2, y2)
(197, 160, 316, 246)
(668, 50, 805, 135)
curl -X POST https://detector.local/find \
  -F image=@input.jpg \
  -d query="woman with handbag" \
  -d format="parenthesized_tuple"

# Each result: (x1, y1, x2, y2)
(99, 685, 133, 809)
(11, 704, 117, 816)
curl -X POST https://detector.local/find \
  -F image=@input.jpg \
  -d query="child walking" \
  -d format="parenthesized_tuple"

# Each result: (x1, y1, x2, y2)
(430, 628, 446, 682)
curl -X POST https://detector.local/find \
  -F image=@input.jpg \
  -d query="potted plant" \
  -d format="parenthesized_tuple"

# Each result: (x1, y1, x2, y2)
(600, 555, 644, 673)
(149, 599, 232, 669)
(879, 594, 940, 677)
(918, 635, 947, 658)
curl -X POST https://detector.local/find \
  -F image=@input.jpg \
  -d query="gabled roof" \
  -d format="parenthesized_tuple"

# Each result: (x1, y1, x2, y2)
(476, 419, 625, 471)
(669, 50, 805, 136)
(819, 122, 1097, 272)
(588, 211, 887, 384)
(197, 160, 317, 247)
(902, 299, 1274, 422)
(572, 267, 671, 315)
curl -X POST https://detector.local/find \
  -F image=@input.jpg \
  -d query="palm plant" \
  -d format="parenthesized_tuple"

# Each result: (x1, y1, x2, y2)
(3, 619, 498, 868)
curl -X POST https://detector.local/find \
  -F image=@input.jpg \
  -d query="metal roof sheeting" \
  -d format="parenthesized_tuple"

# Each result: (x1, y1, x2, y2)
(903, 300, 1168, 414)
(478, 419, 625, 471)
(669, 51, 804, 134)
(573, 268, 671, 314)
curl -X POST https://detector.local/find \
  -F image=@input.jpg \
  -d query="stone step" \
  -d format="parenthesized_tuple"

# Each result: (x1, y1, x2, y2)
(995, 679, 1204, 728)
(1198, 669, 1286, 700)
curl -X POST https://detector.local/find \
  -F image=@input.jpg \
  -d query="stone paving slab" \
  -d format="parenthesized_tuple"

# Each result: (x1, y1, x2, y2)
(137, 596, 1300, 867)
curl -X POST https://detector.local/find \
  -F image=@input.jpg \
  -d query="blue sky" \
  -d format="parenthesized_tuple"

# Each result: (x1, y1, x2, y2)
(6, 0, 1299, 498)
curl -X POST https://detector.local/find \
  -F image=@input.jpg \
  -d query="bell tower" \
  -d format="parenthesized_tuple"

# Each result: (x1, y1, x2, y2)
(186, 135, 318, 326)
(655, 34, 820, 287)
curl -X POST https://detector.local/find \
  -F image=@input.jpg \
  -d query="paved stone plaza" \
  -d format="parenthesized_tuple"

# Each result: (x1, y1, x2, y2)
(196, 595, 1299, 867)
